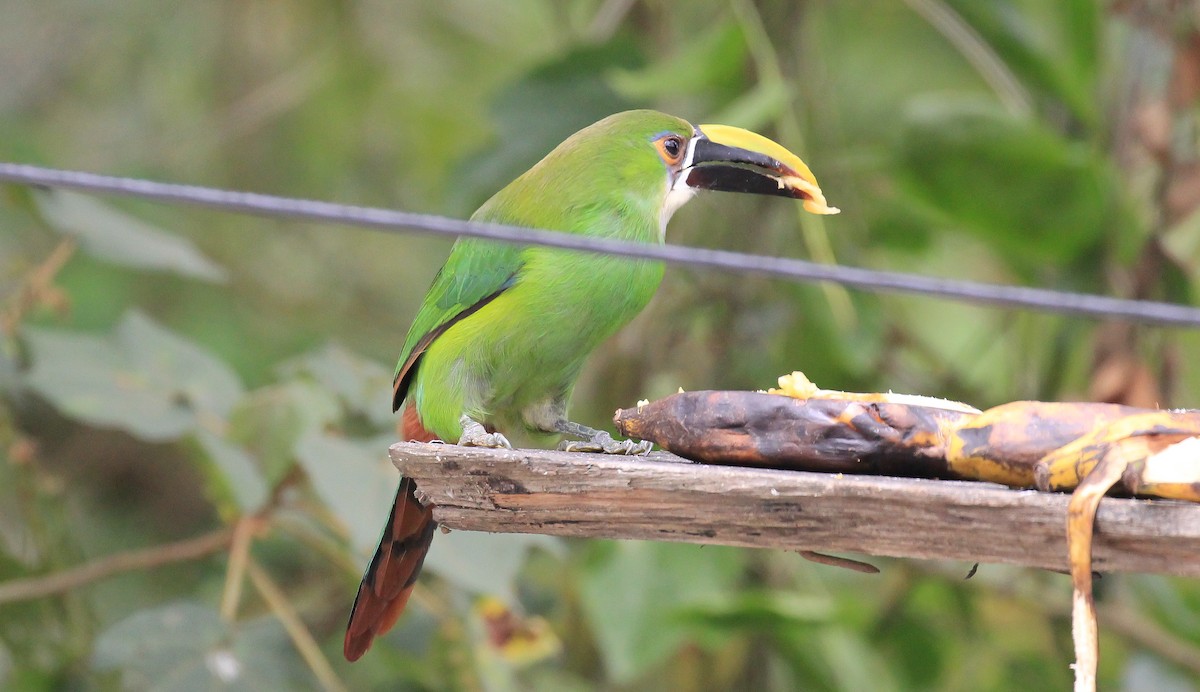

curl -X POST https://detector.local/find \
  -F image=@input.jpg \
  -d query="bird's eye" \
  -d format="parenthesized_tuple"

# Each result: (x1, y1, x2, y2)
(657, 135, 684, 164)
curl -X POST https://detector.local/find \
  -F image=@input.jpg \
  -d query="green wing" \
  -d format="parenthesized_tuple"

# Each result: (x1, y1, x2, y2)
(391, 237, 524, 410)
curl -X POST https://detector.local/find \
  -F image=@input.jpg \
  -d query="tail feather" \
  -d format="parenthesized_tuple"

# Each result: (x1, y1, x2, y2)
(401, 404, 439, 443)
(343, 406, 438, 661)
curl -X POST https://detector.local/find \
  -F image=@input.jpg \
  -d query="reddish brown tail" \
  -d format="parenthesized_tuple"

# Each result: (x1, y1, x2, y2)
(343, 405, 438, 661)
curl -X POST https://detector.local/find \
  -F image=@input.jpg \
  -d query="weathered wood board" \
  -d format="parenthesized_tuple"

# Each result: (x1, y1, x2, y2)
(389, 442, 1200, 577)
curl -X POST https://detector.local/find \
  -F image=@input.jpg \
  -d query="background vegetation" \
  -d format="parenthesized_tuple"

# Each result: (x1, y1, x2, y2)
(2, 1, 1200, 689)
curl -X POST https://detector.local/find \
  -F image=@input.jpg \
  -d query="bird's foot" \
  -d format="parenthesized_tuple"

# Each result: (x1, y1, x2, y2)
(555, 420, 652, 455)
(559, 435, 652, 454)
(458, 415, 512, 449)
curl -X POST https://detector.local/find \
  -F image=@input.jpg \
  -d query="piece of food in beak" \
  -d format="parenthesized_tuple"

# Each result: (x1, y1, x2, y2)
(688, 124, 840, 215)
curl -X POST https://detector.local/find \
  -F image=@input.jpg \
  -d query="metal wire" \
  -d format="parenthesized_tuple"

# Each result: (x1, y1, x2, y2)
(3, 161, 1199, 328)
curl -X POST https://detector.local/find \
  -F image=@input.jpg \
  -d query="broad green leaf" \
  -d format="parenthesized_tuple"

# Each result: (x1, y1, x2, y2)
(817, 629, 902, 692)
(425, 529, 562, 598)
(226, 380, 341, 484)
(707, 82, 789, 134)
(32, 189, 227, 282)
(0, 640, 10, 689)
(807, 1, 995, 145)
(22, 311, 243, 441)
(92, 601, 307, 691)
(0, 348, 17, 395)
(1122, 653, 1197, 692)
(1162, 206, 1200, 280)
(449, 38, 640, 213)
(1061, 0, 1101, 107)
(22, 328, 193, 441)
(895, 97, 1117, 268)
(874, 236, 1016, 402)
(92, 602, 226, 674)
(580, 541, 744, 684)
(609, 23, 747, 104)
(523, 669, 595, 692)
(278, 344, 394, 429)
(191, 430, 269, 514)
(293, 432, 398, 553)
(948, 0, 1099, 128)
(673, 590, 833, 629)
(117, 311, 244, 419)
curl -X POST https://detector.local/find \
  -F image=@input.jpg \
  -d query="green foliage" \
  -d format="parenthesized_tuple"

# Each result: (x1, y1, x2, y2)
(2, 1, 1199, 690)
(32, 190, 228, 283)
(451, 37, 641, 212)
(92, 602, 307, 691)
(426, 531, 562, 599)
(294, 432, 397, 553)
(580, 542, 744, 682)
(23, 310, 243, 441)
(192, 430, 269, 514)
(895, 97, 1118, 269)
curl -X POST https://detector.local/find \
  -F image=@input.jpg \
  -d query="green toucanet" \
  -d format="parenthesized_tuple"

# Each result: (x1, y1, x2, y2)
(344, 109, 838, 660)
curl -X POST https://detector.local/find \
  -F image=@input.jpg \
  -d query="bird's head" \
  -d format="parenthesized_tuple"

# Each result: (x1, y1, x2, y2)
(483, 110, 838, 238)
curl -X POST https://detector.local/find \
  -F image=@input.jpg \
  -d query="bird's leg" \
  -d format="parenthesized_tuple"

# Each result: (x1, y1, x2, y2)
(555, 419, 652, 455)
(458, 415, 512, 449)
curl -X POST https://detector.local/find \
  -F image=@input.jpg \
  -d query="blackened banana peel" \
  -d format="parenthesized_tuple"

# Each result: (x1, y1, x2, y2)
(615, 376, 1200, 692)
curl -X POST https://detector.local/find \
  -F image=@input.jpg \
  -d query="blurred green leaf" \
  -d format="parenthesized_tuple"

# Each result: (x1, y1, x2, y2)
(191, 430, 269, 514)
(580, 541, 744, 683)
(1163, 206, 1200, 280)
(92, 601, 307, 691)
(895, 97, 1116, 268)
(22, 311, 243, 441)
(31, 189, 227, 283)
(450, 38, 640, 212)
(0, 640, 11, 690)
(674, 590, 833, 629)
(609, 23, 747, 103)
(816, 628, 902, 692)
(1129, 574, 1200, 636)
(0, 349, 17, 394)
(707, 82, 789, 133)
(948, 0, 1100, 128)
(278, 344, 394, 429)
(226, 380, 341, 484)
(523, 668, 595, 692)
(426, 529, 563, 598)
(293, 432, 397, 553)
(1121, 654, 1197, 692)
(118, 311, 244, 417)
(23, 328, 191, 441)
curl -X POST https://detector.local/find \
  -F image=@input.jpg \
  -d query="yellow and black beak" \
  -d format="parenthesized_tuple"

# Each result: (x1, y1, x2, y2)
(683, 124, 839, 215)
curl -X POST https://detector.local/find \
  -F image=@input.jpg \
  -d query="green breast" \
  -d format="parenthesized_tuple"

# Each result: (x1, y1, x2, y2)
(469, 245, 663, 406)
(409, 246, 663, 440)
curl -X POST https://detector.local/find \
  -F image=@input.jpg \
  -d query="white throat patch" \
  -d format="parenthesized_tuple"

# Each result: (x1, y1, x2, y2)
(658, 136, 700, 239)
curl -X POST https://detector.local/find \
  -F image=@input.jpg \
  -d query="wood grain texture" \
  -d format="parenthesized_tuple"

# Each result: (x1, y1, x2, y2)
(389, 442, 1200, 577)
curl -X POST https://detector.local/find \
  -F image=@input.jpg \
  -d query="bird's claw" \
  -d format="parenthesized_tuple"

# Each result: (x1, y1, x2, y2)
(558, 431, 652, 455)
(459, 430, 512, 449)
(458, 416, 512, 449)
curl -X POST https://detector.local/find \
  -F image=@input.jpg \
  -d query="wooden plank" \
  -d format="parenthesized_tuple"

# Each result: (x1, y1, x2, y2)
(389, 442, 1200, 577)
